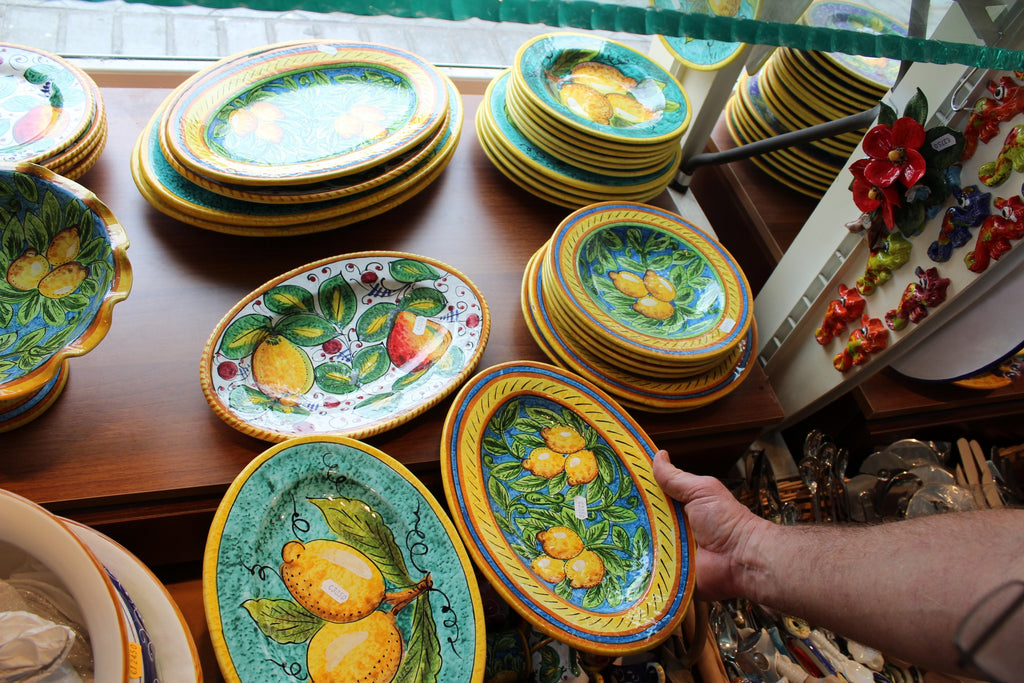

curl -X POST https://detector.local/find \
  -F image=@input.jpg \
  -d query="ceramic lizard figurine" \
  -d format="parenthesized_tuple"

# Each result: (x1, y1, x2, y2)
(884, 266, 951, 331)
(965, 193, 1024, 273)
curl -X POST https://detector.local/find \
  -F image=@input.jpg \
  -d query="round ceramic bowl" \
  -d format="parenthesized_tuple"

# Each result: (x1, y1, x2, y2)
(0, 162, 132, 430)
(0, 488, 133, 681)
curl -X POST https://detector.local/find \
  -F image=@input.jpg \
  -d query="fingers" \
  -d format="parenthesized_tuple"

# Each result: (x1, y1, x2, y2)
(653, 449, 701, 505)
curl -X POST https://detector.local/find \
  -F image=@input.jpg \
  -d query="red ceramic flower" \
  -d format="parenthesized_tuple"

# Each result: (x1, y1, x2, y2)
(862, 117, 927, 188)
(850, 158, 901, 230)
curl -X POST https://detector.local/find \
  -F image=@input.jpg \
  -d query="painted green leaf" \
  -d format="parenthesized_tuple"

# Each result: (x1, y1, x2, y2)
(510, 475, 551, 493)
(482, 434, 510, 457)
(398, 287, 446, 316)
(512, 432, 546, 451)
(0, 331, 15, 353)
(242, 598, 323, 645)
(40, 191, 60, 234)
(602, 505, 638, 523)
(219, 314, 272, 359)
(24, 212, 48, 255)
(40, 298, 65, 326)
(352, 344, 390, 384)
(16, 294, 40, 327)
(490, 461, 523, 481)
(354, 392, 397, 410)
(314, 361, 358, 394)
(263, 284, 315, 315)
(356, 302, 397, 342)
(318, 273, 357, 327)
(389, 259, 441, 283)
(584, 519, 609, 546)
(393, 594, 441, 683)
(391, 366, 428, 391)
(582, 585, 604, 609)
(227, 385, 273, 415)
(13, 172, 38, 204)
(487, 475, 513, 513)
(434, 345, 464, 376)
(491, 401, 519, 433)
(311, 497, 412, 586)
(277, 313, 335, 347)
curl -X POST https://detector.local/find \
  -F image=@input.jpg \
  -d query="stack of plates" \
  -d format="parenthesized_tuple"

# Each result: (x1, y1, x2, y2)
(131, 40, 461, 237)
(0, 43, 107, 180)
(521, 202, 756, 412)
(724, 0, 906, 198)
(477, 32, 690, 209)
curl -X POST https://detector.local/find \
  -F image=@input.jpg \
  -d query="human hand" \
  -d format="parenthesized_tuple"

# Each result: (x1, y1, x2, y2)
(653, 449, 768, 601)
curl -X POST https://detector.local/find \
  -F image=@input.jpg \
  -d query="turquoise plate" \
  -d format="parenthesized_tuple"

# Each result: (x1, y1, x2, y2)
(654, 0, 759, 70)
(204, 435, 485, 683)
(513, 33, 690, 144)
(484, 71, 680, 194)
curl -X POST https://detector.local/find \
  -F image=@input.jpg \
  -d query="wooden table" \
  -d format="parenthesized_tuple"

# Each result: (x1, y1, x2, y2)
(1, 84, 784, 678)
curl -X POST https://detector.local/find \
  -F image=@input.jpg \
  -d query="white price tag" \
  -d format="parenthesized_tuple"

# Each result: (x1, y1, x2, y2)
(720, 318, 736, 333)
(931, 133, 957, 152)
(321, 579, 350, 604)
(573, 495, 589, 520)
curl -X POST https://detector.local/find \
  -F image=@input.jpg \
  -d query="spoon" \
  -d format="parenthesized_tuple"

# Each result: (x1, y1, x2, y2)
(799, 454, 822, 523)
(710, 603, 740, 666)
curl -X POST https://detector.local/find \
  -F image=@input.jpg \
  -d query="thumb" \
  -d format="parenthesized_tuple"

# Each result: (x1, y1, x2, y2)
(653, 449, 701, 505)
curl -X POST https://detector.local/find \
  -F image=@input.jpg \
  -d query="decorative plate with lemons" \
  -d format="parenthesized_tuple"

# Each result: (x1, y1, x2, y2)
(161, 40, 448, 186)
(441, 361, 694, 655)
(204, 435, 485, 683)
(513, 32, 690, 145)
(654, 0, 760, 71)
(200, 251, 489, 442)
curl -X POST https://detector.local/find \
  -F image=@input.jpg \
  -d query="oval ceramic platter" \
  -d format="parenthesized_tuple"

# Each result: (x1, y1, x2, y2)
(549, 202, 752, 364)
(653, 0, 760, 71)
(161, 40, 447, 186)
(513, 33, 690, 145)
(203, 435, 485, 683)
(0, 43, 95, 164)
(200, 251, 489, 442)
(441, 361, 695, 655)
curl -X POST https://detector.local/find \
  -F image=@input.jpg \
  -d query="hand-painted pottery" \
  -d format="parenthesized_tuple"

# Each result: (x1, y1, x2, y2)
(800, 0, 907, 90)
(0, 163, 132, 429)
(548, 202, 752, 365)
(654, 0, 759, 71)
(200, 251, 489, 442)
(523, 247, 756, 412)
(162, 40, 448, 186)
(513, 33, 690, 145)
(440, 361, 695, 655)
(0, 43, 95, 164)
(66, 520, 203, 682)
(954, 349, 1024, 390)
(203, 435, 485, 683)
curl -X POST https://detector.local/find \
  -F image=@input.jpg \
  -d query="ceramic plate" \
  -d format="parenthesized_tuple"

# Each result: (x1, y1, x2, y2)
(801, 0, 906, 89)
(549, 202, 752, 364)
(654, 0, 759, 70)
(0, 360, 68, 433)
(0, 43, 95, 164)
(441, 361, 694, 654)
(200, 251, 489, 442)
(524, 247, 756, 411)
(66, 520, 203, 683)
(204, 435, 485, 682)
(513, 33, 690, 145)
(162, 40, 448, 185)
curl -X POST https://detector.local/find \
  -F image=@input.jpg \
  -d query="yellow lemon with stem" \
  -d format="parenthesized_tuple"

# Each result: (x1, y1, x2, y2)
(608, 270, 648, 298)
(537, 526, 584, 560)
(531, 554, 566, 583)
(5, 249, 50, 290)
(632, 296, 674, 321)
(541, 425, 587, 455)
(564, 449, 599, 486)
(37, 262, 87, 299)
(558, 83, 613, 125)
(564, 550, 605, 589)
(281, 540, 386, 623)
(45, 227, 81, 266)
(306, 611, 403, 683)
(643, 270, 677, 302)
(522, 447, 566, 478)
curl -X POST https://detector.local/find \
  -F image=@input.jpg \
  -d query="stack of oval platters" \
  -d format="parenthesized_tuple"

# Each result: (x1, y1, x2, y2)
(521, 202, 756, 413)
(131, 40, 461, 236)
(477, 32, 690, 209)
(0, 43, 108, 180)
(723, 0, 906, 198)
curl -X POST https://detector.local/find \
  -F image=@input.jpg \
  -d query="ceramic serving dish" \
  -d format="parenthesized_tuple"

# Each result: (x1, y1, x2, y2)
(200, 251, 489, 442)
(203, 435, 485, 682)
(0, 43, 95, 165)
(800, 0, 906, 90)
(654, 0, 760, 71)
(66, 520, 204, 682)
(0, 488, 132, 681)
(0, 162, 131, 430)
(441, 361, 694, 654)
(548, 202, 752, 365)
(161, 40, 448, 186)
(513, 32, 690, 145)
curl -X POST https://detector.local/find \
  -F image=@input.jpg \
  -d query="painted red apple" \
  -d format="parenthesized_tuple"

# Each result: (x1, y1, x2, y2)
(13, 105, 57, 145)
(386, 310, 452, 374)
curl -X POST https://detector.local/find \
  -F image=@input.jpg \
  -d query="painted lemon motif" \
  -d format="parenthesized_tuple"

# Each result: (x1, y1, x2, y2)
(537, 526, 584, 560)
(606, 93, 655, 124)
(531, 554, 566, 583)
(632, 295, 674, 321)
(37, 262, 87, 299)
(228, 101, 284, 143)
(5, 249, 50, 290)
(608, 270, 648, 298)
(568, 62, 637, 96)
(45, 227, 81, 266)
(709, 0, 741, 16)
(540, 425, 586, 455)
(564, 550, 605, 589)
(306, 611, 403, 683)
(252, 334, 314, 401)
(565, 449, 599, 486)
(281, 540, 386, 623)
(642, 270, 677, 302)
(522, 447, 566, 479)
(558, 83, 613, 125)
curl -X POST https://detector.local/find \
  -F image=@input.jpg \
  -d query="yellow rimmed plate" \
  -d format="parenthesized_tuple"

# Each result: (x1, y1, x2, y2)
(653, 0, 760, 71)
(161, 40, 448, 186)
(440, 359, 694, 655)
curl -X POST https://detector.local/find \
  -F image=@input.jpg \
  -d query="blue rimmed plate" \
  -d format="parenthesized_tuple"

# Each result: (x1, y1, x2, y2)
(654, 0, 760, 71)
(204, 435, 485, 683)
(441, 360, 695, 655)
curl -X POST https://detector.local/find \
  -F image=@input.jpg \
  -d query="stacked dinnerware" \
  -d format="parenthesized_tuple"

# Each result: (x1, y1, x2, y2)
(477, 32, 690, 208)
(131, 40, 461, 237)
(724, 0, 906, 198)
(521, 202, 756, 412)
(0, 43, 107, 180)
